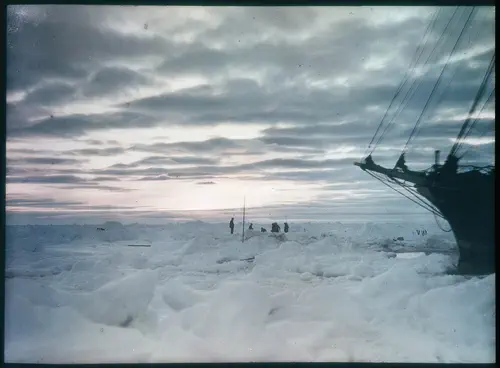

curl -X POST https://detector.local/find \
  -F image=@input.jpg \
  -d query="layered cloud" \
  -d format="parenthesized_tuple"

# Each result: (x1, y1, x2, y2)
(6, 5, 495, 224)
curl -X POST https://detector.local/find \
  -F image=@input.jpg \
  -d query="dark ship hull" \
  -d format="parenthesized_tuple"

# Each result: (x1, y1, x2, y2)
(418, 169, 494, 275)
(355, 159, 495, 275)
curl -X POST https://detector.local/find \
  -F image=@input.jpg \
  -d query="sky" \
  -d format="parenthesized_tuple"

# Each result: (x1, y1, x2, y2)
(5, 5, 495, 225)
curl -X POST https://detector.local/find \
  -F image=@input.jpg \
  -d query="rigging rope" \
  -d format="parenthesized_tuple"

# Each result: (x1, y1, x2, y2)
(364, 169, 446, 219)
(460, 75, 495, 142)
(365, 9, 441, 157)
(357, 7, 492, 234)
(457, 87, 495, 157)
(430, 6, 491, 118)
(401, 7, 476, 155)
(370, 7, 462, 154)
(391, 177, 446, 217)
(410, 39, 471, 147)
(411, 7, 492, 160)
(450, 52, 495, 157)
(367, 168, 456, 233)
(434, 212, 453, 232)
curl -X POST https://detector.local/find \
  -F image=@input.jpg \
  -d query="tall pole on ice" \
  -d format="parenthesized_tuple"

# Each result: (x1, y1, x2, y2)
(242, 196, 246, 243)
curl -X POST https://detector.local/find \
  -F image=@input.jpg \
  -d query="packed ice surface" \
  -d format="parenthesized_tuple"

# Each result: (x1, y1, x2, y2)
(4, 221, 495, 363)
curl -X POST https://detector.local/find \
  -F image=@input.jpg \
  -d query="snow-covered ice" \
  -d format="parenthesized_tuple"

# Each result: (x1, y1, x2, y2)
(4, 221, 495, 363)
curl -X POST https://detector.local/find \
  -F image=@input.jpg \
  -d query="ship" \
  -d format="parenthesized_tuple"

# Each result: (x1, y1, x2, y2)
(354, 6, 495, 275)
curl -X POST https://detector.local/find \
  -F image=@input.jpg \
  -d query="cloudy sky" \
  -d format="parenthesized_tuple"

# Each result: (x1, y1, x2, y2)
(6, 5, 495, 224)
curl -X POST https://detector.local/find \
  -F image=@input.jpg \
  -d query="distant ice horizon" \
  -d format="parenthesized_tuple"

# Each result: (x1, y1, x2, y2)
(6, 211, 437, 226)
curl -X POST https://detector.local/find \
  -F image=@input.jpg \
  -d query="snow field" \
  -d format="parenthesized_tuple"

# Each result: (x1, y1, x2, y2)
(4, 221, 495, 363)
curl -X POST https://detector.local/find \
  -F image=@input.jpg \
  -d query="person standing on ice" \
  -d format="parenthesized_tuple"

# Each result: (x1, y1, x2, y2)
(284, 222, 289, 233)
(271, 222, 280, 233)
(249, 223, 253, 230)
(229, 218, 234, 234)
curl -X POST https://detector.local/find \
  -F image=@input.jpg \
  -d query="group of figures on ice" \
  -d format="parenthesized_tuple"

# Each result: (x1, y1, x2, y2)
(229, 218, 289, 235)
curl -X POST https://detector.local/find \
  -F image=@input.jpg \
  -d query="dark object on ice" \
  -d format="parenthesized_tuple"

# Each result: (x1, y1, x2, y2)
(261, 227, 267, 232)
(397, 236, 404, 241)
(127, 244, 151, 247)
(355, 16, 494, 276)
(97, 227, 105, 231)
(417, 229, 428, 236)
(284, 222, 289, 233)
(249, 223, 253, 230)
(271, 222, 281, 233)
(229, 218, 234, 234)
(241, 256, 255, 263)
(119, 315, 134, 328)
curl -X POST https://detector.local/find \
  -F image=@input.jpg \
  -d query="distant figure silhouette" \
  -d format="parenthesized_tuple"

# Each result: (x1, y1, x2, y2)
(284, 222, 289, 233)
(229, 218, 234, 234)
(261, 227, 267, 232)
(271, 222, 280, 233)
(249, 223, 253, 230)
